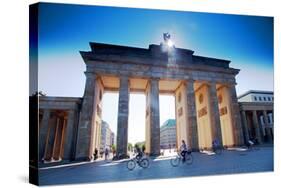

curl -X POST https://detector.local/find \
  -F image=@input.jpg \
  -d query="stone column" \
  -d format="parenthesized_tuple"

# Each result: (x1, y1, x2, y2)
(241, 111, 250, 143)
(252, 110, 262, 144)
(52, 116, 64, 161)
(148, 79, 160, 156)
(39, 109, 50, 161)
(116, 76, 130, 158)
(209, 82, 223, 146)
(63, 110, 77, 161)
(185, 79, 199, 151)
(228, 84, 244, 146)
(44, 115, 58, 161)
(75, 72, 97, 160)
(263, 110, 272, 142)
(59, 119, 67, 158)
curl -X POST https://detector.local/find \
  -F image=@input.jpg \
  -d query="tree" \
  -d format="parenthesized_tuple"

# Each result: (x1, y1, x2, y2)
(134, 141, 145, 152)
(128, 143, 133, 152)
(111, 144, 116, 153)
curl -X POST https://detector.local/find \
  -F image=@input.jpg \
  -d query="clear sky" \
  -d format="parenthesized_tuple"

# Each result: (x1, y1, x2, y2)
(36, 3, 273, 144)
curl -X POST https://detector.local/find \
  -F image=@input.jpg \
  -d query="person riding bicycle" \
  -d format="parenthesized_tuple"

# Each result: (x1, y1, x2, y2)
(246, 138, 255, 149)
(135, 145, 143, 161)
(180, 140, 188, 162)
(212, 138, 220, 151)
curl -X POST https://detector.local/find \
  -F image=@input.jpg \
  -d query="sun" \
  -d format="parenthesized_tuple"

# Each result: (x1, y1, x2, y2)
(167, 40, 174, 48)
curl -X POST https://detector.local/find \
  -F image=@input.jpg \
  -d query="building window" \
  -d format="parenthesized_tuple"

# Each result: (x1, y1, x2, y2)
(268, 97, 271, 101)
(259, 97, 262, 101)
(254, 96, 257, 101)
(263, 97, 266, 101)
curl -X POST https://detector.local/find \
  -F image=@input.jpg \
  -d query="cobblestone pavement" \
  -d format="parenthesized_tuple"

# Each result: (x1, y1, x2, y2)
(38, 146, 273, 186)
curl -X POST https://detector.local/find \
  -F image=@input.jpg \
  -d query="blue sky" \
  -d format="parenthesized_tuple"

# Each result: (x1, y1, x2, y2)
(36, 3, 273, 144)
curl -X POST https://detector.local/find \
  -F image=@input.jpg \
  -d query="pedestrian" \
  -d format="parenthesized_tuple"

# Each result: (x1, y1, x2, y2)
(105, 148, 109, 160)
(94, 148, 98, 160)
(169, 144, 171, 153)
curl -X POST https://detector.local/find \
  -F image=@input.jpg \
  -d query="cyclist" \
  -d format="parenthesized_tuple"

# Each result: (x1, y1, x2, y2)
(135, 145, 143, 161)
(180, 140, 188, 162)
(246, 138, 255, 149)
(212, 138, 220, 152)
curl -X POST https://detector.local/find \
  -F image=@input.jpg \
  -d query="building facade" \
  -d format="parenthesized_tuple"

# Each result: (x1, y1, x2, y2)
(36, 41, 271, 164)
(110, 132, 115, 146)
(238, 90, 274, 144)
(100, 121, 115, 153)
(160, 119, 176, 149)
(37, 96, 82, 163)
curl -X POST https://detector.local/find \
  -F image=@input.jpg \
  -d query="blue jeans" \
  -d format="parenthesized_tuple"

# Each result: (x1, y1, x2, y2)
(181, 151, 187, 161)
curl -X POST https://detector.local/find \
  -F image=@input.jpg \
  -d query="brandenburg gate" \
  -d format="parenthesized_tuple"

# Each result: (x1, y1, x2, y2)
(38, 39, 245, 163)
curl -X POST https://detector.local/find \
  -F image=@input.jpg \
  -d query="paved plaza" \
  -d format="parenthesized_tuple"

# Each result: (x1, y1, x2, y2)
(38, 146, 273, 186)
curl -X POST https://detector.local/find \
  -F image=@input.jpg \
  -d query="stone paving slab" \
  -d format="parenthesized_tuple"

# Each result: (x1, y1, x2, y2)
(38, 146, 273, 186)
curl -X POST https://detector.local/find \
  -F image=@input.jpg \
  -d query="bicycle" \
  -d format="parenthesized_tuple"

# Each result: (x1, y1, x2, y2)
(212, 145, 222, 154)
(246, 139, 260, 151)
(170, 150, 193, 167)
(212, 139, 222, 155)
(127, 155, 150, 170)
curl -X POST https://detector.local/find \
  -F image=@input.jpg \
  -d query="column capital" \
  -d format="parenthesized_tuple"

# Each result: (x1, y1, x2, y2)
(150, 77, 160, 82)
(119, 75, 129, 79)
(225, 82, 237, 87)
(208, 81, 218, 92)
(67, 109, 76, 117)
(150, 78, 159, 83)
(205, 80, 217, 88)
(119, 76, 130, 86)
(181, 79, 195, 90)
(183, 78, 195, 83)
(84, 71, 97, 79)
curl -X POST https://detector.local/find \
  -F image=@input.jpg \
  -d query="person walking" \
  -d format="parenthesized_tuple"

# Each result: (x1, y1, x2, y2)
(105, 148, 109, 161)
(94, 148, 98, 161)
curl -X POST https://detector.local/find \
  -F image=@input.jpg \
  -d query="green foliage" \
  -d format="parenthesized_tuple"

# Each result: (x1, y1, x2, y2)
(111, 144, 116, 151)
(134, 141, 145, 151)
(128, 143, 133, 151)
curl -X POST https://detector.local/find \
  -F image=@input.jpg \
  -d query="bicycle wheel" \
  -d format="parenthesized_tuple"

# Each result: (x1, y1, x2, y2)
(185, 153, 193, 165)
(214, 147, 222, 155)
(140, 158, 149, 168)
(170, 156, 180, 167)
(127, 160, 136, 170)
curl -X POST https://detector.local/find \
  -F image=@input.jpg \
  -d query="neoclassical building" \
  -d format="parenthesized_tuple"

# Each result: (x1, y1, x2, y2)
(35, 41, 271, 164)
(100, 120, 115, 153)
(160, 119, 176, 149)
(238, 90, 274, 144)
